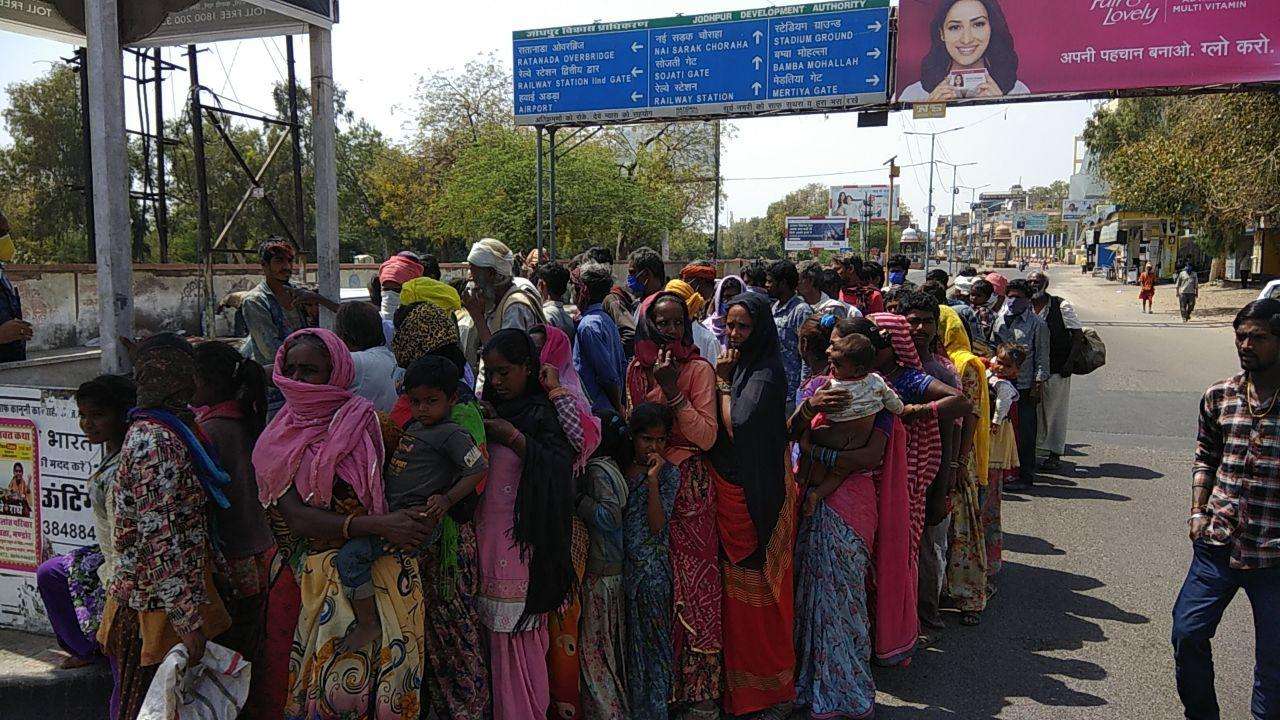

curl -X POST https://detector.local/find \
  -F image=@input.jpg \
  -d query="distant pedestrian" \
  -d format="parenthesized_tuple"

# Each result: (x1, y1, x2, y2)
(536, 262, 578, 347)
(1177, 264, 1200, 323)
(1139, 263, 1157, 314)
(1174, 299, 1280, 719)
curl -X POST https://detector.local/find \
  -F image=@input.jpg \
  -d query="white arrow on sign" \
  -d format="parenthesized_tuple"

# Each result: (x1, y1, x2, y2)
(631, 67, 644, 77)
(867, 47, 882, 59)
(751, 81, 762, 96)
(867, 20, 882, 32)
(866, 75, 881, 86)
(631, 41, 644, 53)
(752, 56, 762, 70)
(752, 29, 763, 44)
(631, 91, 644, 102)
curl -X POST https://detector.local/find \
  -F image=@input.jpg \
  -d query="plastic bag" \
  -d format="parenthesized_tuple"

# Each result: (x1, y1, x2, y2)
(138, 641, 251, 720)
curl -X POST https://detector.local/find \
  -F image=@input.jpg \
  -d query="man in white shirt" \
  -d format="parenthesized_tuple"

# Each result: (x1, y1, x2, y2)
(796, 260, 859, 319)
(1028, 271, 1085, 470)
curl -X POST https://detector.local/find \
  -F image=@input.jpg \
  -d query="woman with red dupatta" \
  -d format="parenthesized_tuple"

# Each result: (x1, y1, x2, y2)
(707, 292, 796, 717)
(625, 291, 723, 715)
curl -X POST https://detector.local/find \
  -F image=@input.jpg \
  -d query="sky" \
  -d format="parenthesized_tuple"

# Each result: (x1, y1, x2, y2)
(0, 0, 1099, 231)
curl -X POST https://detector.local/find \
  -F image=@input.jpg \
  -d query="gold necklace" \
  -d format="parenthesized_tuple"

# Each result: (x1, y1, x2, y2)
(1247, 378, 1279, 419)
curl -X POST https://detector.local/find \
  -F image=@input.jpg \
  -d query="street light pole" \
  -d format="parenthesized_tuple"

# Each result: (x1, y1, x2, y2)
(957, 183, 990, 265)
(905, 127, 962, 272)
(938, 160, 977, 276)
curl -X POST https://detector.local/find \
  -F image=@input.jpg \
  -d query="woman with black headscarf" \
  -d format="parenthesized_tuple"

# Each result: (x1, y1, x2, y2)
(475, 328, 576, 718)
(707, 292, 797, 717)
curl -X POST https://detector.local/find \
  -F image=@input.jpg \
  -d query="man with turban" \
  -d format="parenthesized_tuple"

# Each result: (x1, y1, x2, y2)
(377, 254, 424, 324)
(679, 261, 718, 315)
(464, 238, 546, 347)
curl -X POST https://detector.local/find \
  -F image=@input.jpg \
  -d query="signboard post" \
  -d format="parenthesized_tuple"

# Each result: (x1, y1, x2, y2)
(785, 216, 850, 252)
(513, 1, 891, 126)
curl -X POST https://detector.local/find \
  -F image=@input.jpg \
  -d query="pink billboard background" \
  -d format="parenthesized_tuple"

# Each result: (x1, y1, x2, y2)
(894, 0, 1280, 102)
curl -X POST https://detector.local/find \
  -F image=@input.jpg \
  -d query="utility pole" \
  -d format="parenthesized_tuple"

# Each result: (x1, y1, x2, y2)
(957, 183, 990, 264)
(712, 120, 721, 260)
(939, 160, 977, 275)
(883, 156, 898, 258)
(905, 127, 962, 271)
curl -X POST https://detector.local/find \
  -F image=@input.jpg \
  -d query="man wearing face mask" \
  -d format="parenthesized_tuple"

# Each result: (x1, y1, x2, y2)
(376, 253, 424, 322)
(885, 254, 917, 292)
(1027, 271, 1084, 472)
(605, 247, 665, 358)
(0, 209, 32, 361)
(993, 278, 1050, 490)
(463, 238, 546, 348)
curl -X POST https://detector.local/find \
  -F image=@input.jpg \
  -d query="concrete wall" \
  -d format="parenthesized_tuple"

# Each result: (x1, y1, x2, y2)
(9, 258, 753, 353)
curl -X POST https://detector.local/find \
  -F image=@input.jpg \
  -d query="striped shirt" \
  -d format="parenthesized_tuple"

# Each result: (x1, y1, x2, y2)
(1195, 373, 1280, 569)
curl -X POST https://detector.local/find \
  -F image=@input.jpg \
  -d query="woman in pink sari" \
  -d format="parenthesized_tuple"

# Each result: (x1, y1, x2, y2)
(626, 291, 723, 714)
(789, 317, 914, 718)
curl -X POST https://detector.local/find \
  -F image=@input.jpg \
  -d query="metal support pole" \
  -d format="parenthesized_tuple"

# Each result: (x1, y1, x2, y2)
(925, 135, 936, 272)
(310, 25, 340, 328)
(712, 120, 721, 260)
(286, 35, 307, 254)
(948, 164, 958, 276)
(886, 160, 895, 257)
(536, 127, 544, 257)
(86, 0, 134, 372)
(76, 48, 96, 263)
(548, 127, 557, 260)
(153, 49, 170, 263)
(188, 45, 215, 336)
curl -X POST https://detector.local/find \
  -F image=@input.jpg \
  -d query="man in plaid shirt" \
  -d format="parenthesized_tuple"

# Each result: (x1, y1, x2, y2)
(1174, 298, 1280, 719)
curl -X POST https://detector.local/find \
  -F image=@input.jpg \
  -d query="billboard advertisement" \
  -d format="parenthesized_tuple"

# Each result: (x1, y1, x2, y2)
(1013, 212, 1049, 232)
(829, 185, 900, 222)
(894, 0, 1280, 103)
(785, 217, 850, 252)
(1062, 198, 1103, 221)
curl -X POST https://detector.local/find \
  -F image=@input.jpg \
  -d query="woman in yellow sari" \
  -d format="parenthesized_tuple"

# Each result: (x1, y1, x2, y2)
(939, 310, 992, 626)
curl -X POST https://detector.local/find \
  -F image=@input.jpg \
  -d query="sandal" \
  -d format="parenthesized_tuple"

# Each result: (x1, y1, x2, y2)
(960, 612, 981, 627)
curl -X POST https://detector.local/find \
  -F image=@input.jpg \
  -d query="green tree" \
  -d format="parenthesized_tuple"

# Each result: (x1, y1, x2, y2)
(1082, 92, 1280, 267)
(0, 67, 90, 262)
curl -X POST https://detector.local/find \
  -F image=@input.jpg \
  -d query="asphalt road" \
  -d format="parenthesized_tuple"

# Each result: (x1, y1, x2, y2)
(873, 266, 1252, 718)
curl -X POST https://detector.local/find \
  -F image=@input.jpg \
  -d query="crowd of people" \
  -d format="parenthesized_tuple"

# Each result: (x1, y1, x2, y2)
(31, 239, 1091, 720)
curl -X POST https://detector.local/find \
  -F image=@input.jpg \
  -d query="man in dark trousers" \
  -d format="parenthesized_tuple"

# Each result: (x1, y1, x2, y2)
(0, 210, 32, 362)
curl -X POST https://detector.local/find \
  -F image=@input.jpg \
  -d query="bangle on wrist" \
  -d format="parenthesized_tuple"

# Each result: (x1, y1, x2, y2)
(341, 513, 356, 540)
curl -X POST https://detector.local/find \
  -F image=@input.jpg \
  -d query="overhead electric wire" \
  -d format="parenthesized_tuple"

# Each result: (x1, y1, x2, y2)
(720, 162, 926, 182)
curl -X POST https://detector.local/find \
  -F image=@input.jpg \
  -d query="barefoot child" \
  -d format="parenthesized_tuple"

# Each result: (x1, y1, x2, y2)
(335, 355, 487, 651)
(800, 333, 904, 514)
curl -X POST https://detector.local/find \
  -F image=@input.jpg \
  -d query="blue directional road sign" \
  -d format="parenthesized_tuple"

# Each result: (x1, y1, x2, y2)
(513, 0, 890, 126)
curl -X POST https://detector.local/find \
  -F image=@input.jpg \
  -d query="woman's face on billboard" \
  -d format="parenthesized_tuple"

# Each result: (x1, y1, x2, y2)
(941, 0, 991, 67)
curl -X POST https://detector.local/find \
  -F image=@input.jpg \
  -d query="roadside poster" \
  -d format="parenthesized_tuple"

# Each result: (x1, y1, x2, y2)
(1014, 213, 1050, 232)
(1062, 198, 1102, 221)
(895, 0, 1280, 104)
(829, 185, 900, 222)
(786, 217, 850, 252)
(0, 387, 96, 632)
(0, 419, 40, 573)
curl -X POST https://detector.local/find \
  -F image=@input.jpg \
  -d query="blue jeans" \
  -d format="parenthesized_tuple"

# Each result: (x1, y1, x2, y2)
(1172, 540, 1280, 719)
(335, 536, 384, 600)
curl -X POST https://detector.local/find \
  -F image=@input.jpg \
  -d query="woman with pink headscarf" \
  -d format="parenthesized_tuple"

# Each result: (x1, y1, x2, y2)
(626, 291, 723, 713)
(253, 328, 434, 719)
(529, 323, 602, 717)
